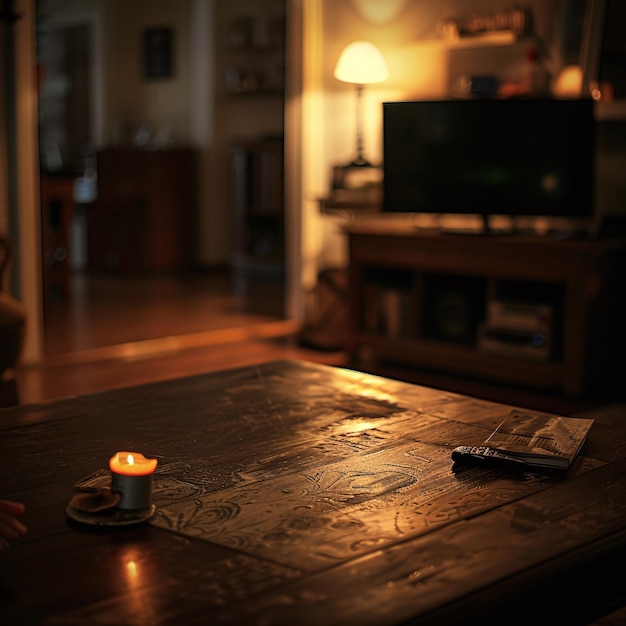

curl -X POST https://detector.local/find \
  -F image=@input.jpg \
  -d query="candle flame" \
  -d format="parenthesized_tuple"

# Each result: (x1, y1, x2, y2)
(110, 451, 158, 476)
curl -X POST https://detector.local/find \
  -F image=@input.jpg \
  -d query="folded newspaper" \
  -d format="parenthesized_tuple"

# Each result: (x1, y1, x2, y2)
(452, 409, 594, 470)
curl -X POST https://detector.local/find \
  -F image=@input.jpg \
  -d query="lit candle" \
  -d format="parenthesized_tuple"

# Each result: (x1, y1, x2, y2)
(109, 451, 158, 510)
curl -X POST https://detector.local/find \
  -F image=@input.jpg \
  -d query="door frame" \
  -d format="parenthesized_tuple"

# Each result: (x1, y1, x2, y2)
(13, 0, 44, 365)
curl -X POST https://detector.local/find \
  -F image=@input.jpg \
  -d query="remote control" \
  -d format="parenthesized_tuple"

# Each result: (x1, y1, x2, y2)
(451, 445, 528, 471)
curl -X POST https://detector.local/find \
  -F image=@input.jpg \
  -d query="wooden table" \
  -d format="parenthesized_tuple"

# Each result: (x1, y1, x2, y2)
(1, 360, 625, 625)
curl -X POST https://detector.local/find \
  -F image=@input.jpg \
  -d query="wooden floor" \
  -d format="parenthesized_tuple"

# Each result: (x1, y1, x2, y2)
(42, 270, 283, 355)
(14, 270, 626, 422)
(17, 270, 347, 406)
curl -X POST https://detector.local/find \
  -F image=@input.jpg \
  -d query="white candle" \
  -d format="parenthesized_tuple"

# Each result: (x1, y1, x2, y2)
(109, 451, 158, 510)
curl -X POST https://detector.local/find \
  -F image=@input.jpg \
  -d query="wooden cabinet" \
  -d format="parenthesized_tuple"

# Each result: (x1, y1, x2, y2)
(230, 136, 284, 315)
(347, 223, 626, 397)
(87, 148, 197, 272)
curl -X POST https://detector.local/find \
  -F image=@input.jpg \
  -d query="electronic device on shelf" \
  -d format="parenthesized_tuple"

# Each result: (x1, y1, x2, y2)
(477, 299, 553, 360)
(382, 98, 595, 234)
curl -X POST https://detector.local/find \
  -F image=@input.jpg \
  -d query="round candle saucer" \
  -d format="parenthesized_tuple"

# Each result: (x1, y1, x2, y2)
(67, 490, 155, 526)
(66, 502, 156, 526)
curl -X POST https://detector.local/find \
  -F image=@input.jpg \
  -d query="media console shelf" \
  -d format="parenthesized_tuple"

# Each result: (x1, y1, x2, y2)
(346, 222, 626, 397)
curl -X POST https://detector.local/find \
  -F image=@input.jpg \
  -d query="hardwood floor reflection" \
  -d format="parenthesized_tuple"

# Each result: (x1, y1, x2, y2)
(17, 270, 347, 405)
(43, 270, 283, 355)
(22, 270, 622, 416)
(18, 336, 348, 406)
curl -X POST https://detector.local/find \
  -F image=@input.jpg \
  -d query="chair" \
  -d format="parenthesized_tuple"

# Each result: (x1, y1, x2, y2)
(0, 234, 27, 407)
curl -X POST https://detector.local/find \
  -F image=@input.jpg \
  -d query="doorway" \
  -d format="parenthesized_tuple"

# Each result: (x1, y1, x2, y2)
(36, 0, 288, 359)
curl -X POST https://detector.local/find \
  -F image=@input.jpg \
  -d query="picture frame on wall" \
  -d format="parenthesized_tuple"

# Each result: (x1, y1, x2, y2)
(144, 27, 174, 79)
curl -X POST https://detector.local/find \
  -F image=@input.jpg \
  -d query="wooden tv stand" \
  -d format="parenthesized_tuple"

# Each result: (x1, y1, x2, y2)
(346, 222, 626, 397)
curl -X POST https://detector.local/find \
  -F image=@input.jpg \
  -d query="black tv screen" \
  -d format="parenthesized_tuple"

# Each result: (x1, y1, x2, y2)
(382, 98, 595, 220)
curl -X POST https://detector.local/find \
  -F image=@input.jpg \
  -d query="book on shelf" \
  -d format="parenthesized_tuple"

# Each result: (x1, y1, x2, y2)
(382, 287, 402, 337)
(363, 282, 413, 337)
(451, 409, 594, 471)
(483, 409, 594, 469)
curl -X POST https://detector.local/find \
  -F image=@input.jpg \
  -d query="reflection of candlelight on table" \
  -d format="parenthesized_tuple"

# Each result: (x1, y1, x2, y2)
(126, 559, 138, 579)
(109, 452, 158, 510)
(120, 547, 159, 623)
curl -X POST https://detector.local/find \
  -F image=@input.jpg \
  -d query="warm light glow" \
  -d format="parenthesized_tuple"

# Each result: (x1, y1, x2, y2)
(109, 451, 158, 476)
(553, 65, 582, 98)
(333, 41, 388, 85)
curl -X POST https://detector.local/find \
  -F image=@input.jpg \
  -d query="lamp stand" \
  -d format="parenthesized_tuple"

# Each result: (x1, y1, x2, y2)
(350, 83, 371, 167)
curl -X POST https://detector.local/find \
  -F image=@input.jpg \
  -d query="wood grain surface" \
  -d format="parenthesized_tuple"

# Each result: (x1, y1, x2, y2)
(1, 360, 625, 625)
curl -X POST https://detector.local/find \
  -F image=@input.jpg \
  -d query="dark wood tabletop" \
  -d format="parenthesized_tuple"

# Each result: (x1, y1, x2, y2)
(1, 360, 625, 626)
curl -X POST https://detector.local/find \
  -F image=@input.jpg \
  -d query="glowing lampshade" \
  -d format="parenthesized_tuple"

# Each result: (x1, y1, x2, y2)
(333, 41, 389, 85)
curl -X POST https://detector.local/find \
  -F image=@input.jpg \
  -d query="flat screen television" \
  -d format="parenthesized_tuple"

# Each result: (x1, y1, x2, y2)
(382, 98, 595, 232)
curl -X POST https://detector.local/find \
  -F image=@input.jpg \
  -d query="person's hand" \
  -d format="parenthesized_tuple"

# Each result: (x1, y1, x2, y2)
(0, 500, 27, 550)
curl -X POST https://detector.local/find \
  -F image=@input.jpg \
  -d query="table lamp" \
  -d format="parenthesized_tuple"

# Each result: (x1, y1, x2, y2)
(333, 41, 388, 167)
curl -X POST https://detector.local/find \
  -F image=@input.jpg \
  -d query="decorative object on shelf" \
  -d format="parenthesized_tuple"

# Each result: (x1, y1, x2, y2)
(333, 41, 388, 167)
(332, 163, 382, 192)
(454, 74, 501, 99)
(226, 66, 263, 94)
(323, 164, 383, 209)
(496, 45, 551, 99)
(520, 45, 551, 95)
(438, 5, 533, 40)
(224, 12, 285, 96)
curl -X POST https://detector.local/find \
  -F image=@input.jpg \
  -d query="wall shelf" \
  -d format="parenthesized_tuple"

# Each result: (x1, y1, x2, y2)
(442, 30, 522, 48)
